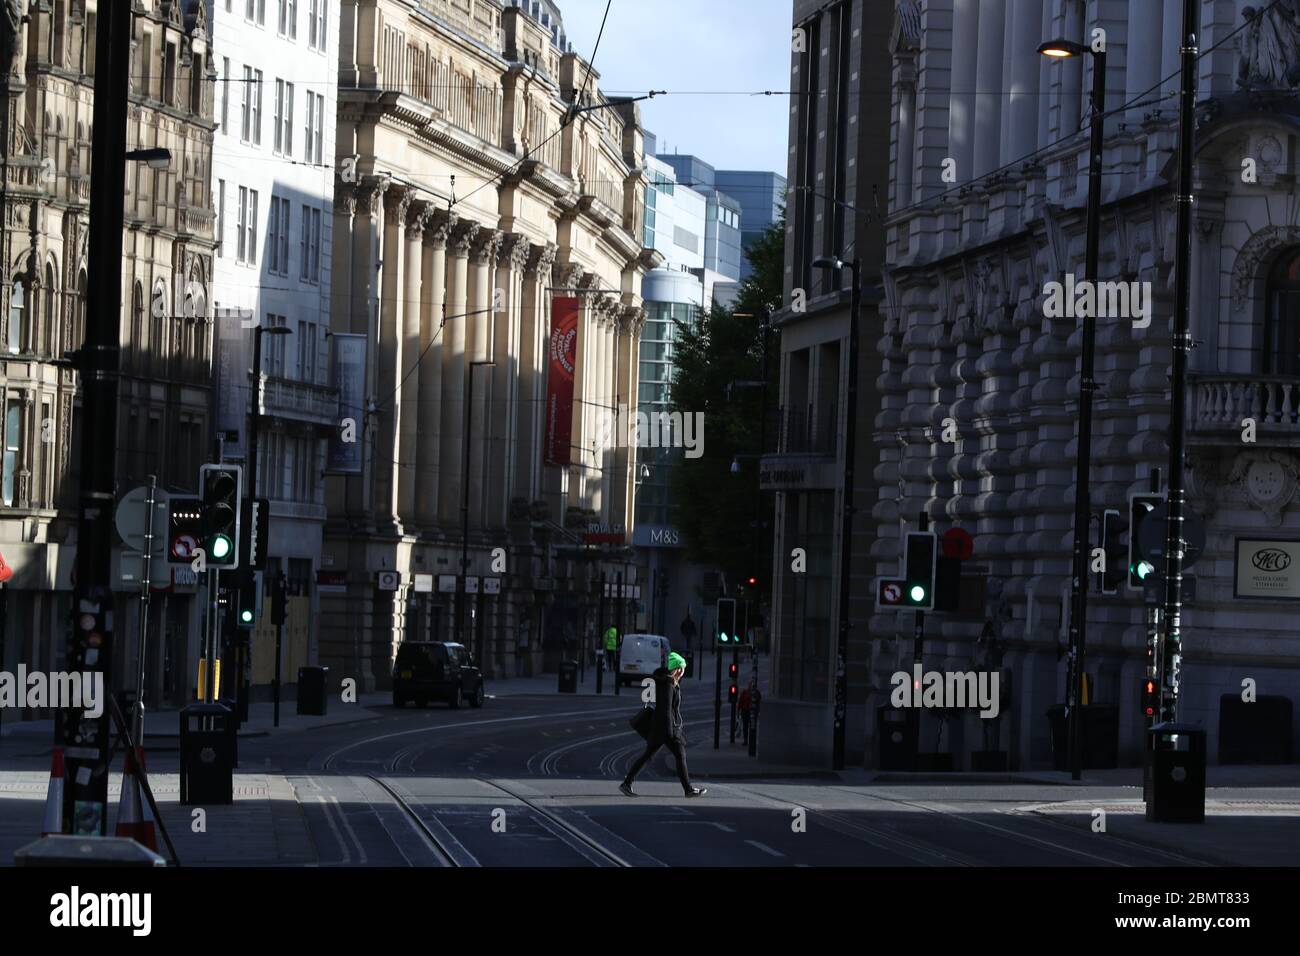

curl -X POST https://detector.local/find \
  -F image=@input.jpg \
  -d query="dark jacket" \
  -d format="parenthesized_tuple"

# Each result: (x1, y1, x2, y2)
(648, 667, 685, 746)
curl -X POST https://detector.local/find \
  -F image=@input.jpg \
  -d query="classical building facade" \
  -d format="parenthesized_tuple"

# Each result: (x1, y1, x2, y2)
(877, 0, 1300, 767)
(0, 1, 216, 708)
(325, 0, 653, 688)
(206, 0, 341, 693)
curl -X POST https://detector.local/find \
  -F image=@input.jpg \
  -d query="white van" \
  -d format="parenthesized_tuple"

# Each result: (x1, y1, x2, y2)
(618, 633, 671, 688)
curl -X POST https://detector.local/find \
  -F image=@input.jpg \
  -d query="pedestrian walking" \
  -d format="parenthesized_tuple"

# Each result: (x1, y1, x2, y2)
(620, 652, 707, 798)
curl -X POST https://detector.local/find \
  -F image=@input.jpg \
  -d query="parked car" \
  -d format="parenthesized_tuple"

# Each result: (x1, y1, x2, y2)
(392, 641, 485, 709)
(617, 633, 670, 688)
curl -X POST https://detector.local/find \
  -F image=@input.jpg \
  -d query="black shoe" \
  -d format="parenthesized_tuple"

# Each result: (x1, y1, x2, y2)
(684, 787, 707, 798)
(619, 781, 636, 797)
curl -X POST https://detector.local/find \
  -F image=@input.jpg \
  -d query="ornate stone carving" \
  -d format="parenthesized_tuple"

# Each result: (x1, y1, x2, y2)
(405, 201, 434, 240)
(425, 208, 457, 247)
(526, 242, 558, 275)
(498, 233, 530, 271)
(385, 185, 415, 222)
(448, 220, 481, 257)
(470, 228, 503, 265)
(1232, 224, 1300, 312)
(554, 261, 585, 290)
(1227, 449, 1300, 525)
(1238, 2, 1300, 89)
(355, 176, 390, 218)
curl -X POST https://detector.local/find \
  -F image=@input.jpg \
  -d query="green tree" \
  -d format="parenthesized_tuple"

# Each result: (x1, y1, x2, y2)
(666, 215, 783, 591)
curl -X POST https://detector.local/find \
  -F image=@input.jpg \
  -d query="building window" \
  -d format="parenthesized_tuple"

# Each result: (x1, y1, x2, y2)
(279, 0, 297, 38)
(303, 89, 323, 163)
(237, 186, 258, 264)
(246, 0, 265, 25)
(1265, 247, 1300, 376)
(131, 281, 144, 370)
(221, 57, 230, 133)
(7, 281, 23, 353)
(163, 42, 177, 106)
(300, 204, 320, 282)
(2, 399, 19, 506)
(241, 67, 263, 144)
(274, 79, 294, 155)
(217, 180, 226, 256)
(297, 319, 317, 382)
(308, 0, 327, 51)
(267, 197, 290, 276)
(43, 264, 56, 357)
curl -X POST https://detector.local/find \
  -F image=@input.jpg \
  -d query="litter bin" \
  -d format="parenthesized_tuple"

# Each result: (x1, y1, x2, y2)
(297, 666, 329, 716)
(179, 703, 236, 805)
(1146, 722, 1206, 823)
(877, 706, 918, 770)
(557, 660, 578, 693)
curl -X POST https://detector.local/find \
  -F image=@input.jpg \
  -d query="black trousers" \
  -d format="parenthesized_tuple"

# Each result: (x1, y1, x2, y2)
(625, 737, 692, 791)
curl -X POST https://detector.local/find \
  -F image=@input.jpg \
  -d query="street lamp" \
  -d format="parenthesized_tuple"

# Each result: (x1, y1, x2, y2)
(458, 360, 495, 661)
(125, 147, 172, 170)
(1041, 34, 1107, 781)
(811, 254, 861, 772)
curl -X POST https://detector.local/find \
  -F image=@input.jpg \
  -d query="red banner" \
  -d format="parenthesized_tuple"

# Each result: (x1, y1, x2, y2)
(544, 297, 580, 467)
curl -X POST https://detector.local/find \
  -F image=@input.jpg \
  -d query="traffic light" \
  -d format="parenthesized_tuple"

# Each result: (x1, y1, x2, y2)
(199, 464, 242, 569)
(716, 598, 737, 644)
(728, 662, 738, 702)
(934, 556, 961, 611)
(1100, 508, 1127, 594)
(167, 497, 203, 564)
(903, 531, 936, 609)
(1128, 492, 1165, 589)
(234, 571, 259, 628)
(1142, 677, 1159, 718)
(271, 572, 288, 626)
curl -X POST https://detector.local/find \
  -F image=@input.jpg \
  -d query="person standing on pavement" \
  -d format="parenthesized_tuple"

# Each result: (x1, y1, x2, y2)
(621, 652, 707, 798)
(603, 624, 619, 673)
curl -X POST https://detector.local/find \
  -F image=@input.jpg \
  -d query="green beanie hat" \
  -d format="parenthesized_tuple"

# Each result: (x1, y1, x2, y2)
(667, 652, 687, 671)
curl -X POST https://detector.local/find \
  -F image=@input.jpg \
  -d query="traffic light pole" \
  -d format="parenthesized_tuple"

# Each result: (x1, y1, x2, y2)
(58, 0, 131, 835)
(913, 512, 928, 665)
(1160, 0, 1199, 725)
(714, 635, 722, 750)
(831, 259, 861, 772)
(1066, 44, 1108, 783)
(133, 475, 158, 745)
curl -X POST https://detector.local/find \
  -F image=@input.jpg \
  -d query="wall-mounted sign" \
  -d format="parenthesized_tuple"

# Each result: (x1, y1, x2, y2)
(437, 574, 458, 593)
(465, 576, 480, 594)
(377, 571, 400, 591)
(317, 570, 347, 593)
(414, 573, 433, 593)
(1234, 538, 1300, 600)
(326, 333, 365, 474)
(484, 577, 501, 595)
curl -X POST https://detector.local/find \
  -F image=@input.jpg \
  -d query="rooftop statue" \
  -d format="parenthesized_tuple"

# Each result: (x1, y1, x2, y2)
(1238, 1, 1300, 89)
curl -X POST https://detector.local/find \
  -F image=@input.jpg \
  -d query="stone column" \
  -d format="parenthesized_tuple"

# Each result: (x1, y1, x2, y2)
(516, 243, 557, 505)
(1002, 0, 1041, 165)
(415, 209, 455, 529)
(375, 185, 413, 529)
(613, 306, 638, 533)
(559, 263, 587, 513)
(490, 235, 529, 528)
(439, 220, 479, 525)
(973, 0, 1007, 179)
(468, 228, 502, 529)
(396, 200, 432, 526)
(947, 0, 979, 185)
(351, 175, 389, 525)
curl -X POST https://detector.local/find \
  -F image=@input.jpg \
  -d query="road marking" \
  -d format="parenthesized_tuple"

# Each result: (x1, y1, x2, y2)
(745, 840, 784, 858)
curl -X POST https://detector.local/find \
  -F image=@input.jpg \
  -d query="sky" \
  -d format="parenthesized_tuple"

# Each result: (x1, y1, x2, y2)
(556, 0, 793, 176)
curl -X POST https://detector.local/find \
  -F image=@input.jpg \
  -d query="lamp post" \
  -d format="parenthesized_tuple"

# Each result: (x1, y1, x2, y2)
(812, 255, 861, 772)
(458, 360, 495, 659)
(1040, 37, 1107, 781)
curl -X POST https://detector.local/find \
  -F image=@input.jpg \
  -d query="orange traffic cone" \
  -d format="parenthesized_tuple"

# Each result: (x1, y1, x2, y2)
(41, 747, 65, 836)
(114, 746, 157, 851)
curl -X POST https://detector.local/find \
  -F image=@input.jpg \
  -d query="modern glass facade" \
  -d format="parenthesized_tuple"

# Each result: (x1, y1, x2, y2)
(635, 300, 695, 529)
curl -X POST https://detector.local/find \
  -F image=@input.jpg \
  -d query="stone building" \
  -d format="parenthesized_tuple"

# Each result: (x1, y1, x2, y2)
(0, 1, 216, 708)
(875, 0, 1300, 768)
(325, 0, 653, 689)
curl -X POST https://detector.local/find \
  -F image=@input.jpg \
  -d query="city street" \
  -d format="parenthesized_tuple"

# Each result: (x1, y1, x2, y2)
(5, 659, 1298, 868)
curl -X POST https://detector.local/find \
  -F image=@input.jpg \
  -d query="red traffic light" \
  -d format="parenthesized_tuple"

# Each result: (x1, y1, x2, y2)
(1142, 679, 1158, 717)
(728, 663, 738, 677)
(747, 576, 757, 586)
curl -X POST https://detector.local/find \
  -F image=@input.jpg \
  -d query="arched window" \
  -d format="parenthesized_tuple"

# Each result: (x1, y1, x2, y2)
(74, 269, 86, 352)
(152, 279, 166, 376)
(7, 281, 24, 353)
(44, 262, 57, 357)
(131, 281, 145, 372)
(1264, 248, 1300, 376)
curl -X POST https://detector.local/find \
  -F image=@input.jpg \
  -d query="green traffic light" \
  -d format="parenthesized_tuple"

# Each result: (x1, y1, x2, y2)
(210, 534, 233, 560)
(909, 585, 926, 602)
(1137, 561, 1154, 580)
(240, 609, 254, 624)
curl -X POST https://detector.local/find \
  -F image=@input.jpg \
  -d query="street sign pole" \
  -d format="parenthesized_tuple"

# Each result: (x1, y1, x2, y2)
(914, 512, 928, 664)
(133, 475, 158, 744)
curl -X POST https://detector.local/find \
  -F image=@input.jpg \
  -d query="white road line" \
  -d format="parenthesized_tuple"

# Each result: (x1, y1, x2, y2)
(745, 840, 785, 858)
